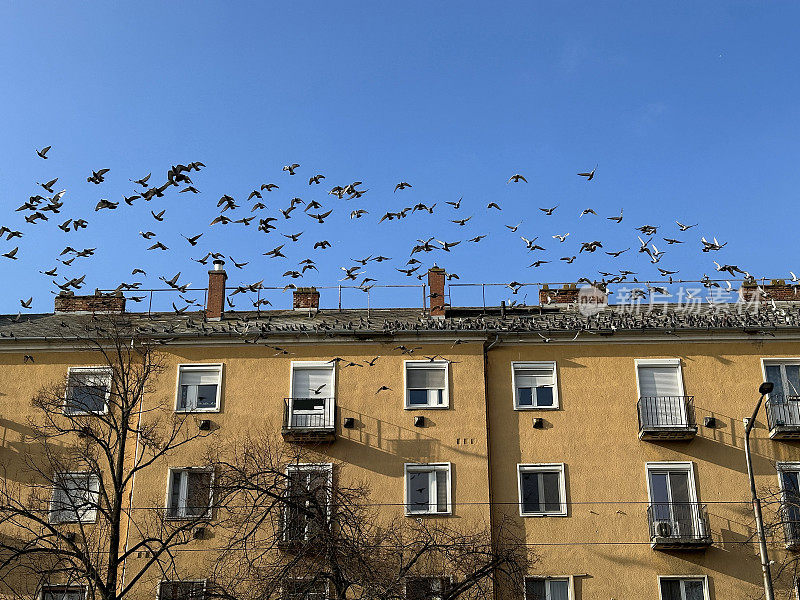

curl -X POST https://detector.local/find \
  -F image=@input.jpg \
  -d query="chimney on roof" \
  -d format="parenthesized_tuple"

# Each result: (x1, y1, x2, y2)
(293, 287, 320, 311)
(539, 283, 579, 306)
(740, 278, 799, 303)
(206, 260, 227, 321)
(55, 290, 126, 314)
(428, 265, 446, 318)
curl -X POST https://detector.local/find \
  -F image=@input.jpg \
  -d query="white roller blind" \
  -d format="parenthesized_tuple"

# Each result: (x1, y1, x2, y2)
(638, 366, 680, 396)
(180, 368, 219, 385)
(407, 366, 446, 389)
(292, 367, 333, 397)
(515, 367, 554, 388)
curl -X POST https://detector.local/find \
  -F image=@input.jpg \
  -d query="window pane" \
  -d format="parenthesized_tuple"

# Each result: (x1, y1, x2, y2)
(160, 582, 205, 600)
(179, 385, 191, 409)
(294, 397, 325, 411)
(786, 365, 800, 396)
(535, 387, 554, 407)
(542, 472, 561, 512)
(515, 368, 554, 387)
(292, 367, 332, 397)
(408, 471, 430, 512)
(521, 472, 540, 513)
(169, 470, 183, 517)
(436, 469, 448, 512)
(684, 580, 705, 600)
(549, 580, 569, 600)
(524, 578, 546, 600)
(43, 589, 85, 600)
(766, 365, 785, 397)
(195, 385, 217, 408)
(186, 472, 211, 516)
(659, 580, 681, 600)
(408, 389, 430, 406)
(67, 371, 109, 413)
(517, 387, 533, 406)
(407, 367, 445, 389)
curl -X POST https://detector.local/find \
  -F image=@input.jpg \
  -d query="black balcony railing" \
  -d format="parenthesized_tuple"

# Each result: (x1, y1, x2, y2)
(766, 395, 800, 439)
(647, 502, 711, 549)
(637, 396, 696, 440)
(282, 398, 335, 442)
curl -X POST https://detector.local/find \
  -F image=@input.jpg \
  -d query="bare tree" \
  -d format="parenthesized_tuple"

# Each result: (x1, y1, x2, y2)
(209, 436, 533, 600)
(0, 316, 215, 600)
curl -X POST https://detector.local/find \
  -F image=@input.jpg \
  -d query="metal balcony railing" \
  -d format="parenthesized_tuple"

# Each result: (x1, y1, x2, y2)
(647, 502, 711, 549)
(766, 395, 800, 439)
(282, 398, 336, 442)
(637, 396, 697, 440)
(780, 502, 800, 549)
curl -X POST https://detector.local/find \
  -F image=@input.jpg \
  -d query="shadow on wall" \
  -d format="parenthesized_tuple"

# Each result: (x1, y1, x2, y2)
(335, 408, 489, 475)
(0, 418, 56, 485)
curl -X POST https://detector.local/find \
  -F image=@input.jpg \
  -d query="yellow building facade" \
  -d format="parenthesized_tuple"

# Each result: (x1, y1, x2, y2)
(2, 267, 800, 600)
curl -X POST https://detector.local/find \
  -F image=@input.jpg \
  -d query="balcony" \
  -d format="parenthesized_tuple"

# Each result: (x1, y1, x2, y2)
(637, 396, 697, 440)
(282, 397, 335, 443)
(766, 395, 800, 439)
(647, 503, 711, 550)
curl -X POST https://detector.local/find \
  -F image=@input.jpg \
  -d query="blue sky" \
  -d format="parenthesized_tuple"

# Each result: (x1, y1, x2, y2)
(1, 2, 798, 313)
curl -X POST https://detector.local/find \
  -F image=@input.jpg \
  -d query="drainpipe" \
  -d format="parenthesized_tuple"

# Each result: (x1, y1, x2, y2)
(482, 334, 500, 600)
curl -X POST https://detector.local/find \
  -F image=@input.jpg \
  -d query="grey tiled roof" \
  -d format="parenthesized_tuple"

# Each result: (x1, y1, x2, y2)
(1, 302, 800, 344)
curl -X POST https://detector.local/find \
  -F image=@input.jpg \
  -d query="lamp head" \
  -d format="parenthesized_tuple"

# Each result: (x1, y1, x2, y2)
(759, 382, 775, 395)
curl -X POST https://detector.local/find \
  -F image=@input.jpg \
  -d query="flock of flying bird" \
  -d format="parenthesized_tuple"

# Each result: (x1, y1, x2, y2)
(1, 145, 779, 316)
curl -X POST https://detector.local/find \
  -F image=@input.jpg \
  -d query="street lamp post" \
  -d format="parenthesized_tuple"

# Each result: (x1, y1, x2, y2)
(743, 381, 775, 600)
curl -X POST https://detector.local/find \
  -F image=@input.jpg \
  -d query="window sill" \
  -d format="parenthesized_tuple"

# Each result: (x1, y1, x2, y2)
(514, 406, 559, 411)
(403, 405, 450, 410)
(520, 512, 567, 518)
(404, 511, 452, 517)
(174, 408, 220, 414)
(164, 514, 212, 521)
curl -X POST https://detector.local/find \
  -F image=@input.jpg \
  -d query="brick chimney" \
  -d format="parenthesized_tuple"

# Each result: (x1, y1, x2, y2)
(293, 287, 320, 311)
(206, 260, 227, 321)
(55, 290, 126, 314)
(740, 278, 799, 303)
(428, 265, 446, 318)
(539, 284, 579, 306)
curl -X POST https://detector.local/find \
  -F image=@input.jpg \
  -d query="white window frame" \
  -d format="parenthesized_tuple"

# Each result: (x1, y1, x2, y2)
(523, 576, 575, 600)
(404, 360, 450, 409)
(175, 363, 223, 413)
(283, 462, 334, 540)
(404, 463, 452, 516)
(64, 366, 112, 415)
(49, 471, 100, 524)
(634, 358, 685, 397)
(281, 578, 330, 600)
(762, 358, 800, 396)
(645, 461, 699, 505)
(777, 462, 800, 544)
(512, 361, 558, 410)
(288, 361, 336, 427)
(158, 580, 207, 600)
(656, 575, 709, 600)
(40, 585, 88, 600)
(517, 463, 567, 517)
(165, 468, 214, 520)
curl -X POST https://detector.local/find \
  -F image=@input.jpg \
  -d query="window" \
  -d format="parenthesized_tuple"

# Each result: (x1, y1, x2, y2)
(50, 472, 99, 523)
(283, 464, 332, 542)
(41, 586, 86, 600)
(405, 463, 451, 515)
(658, 577, 707, 600)
(765, 361, 800, 398)
(288, 363, 335, 428)
(647, 462, 705, 540)
(167, 469, 213, 519)
(405, 361, 448, 409)
(158, 581, 206, 600)
(518, 464, 566, 516)
(65, 367, 111, 415)
(176, 365, 222, 412)
(636, 359, 687, 427)
(524, 577, 570, 600)
(282, 579, 328, 600)
(513, 362, 557, 409)
(405, 577, 451, 600)
(778, 463, 800, 544)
